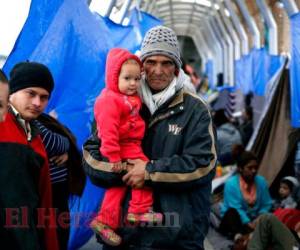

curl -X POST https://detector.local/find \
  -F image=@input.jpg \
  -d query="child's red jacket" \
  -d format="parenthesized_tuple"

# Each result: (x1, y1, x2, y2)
(94, 48, 147, 162)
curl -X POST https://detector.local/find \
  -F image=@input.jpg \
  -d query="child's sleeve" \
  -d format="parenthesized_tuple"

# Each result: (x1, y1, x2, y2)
(94, 96, 121, 163)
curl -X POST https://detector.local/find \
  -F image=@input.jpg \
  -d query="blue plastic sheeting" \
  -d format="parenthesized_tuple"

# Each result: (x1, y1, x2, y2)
(235, 48, 283, 96)
(290, 13, 300, 128)
(216, 86, 236, 93)
(205, 60, 214, 88)
(252, 48, 284, 96)
(101, 16, 141, 53)
(235, 52, 253, 94)
(252, 48, 266, 95)
(3, 0, 64, 74)
(68, 178, 105, 249)
(4, 0, 113, 148)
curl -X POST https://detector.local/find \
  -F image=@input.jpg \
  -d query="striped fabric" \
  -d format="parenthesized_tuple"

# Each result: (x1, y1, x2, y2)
(224, 92, 236, 119)
(34, 120, 69, 184)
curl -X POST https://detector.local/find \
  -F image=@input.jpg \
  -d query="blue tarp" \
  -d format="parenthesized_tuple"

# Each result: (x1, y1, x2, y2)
(252, 48, 266, 95)
(3, 0, 64, 74)
(290, 13, 300, 127)
(101, 16, 140, 53)
(235, 48, 283, 96)
(3, 1, 162, 249)
(205, 60, 214, 88)
(235, 52, 253, 94)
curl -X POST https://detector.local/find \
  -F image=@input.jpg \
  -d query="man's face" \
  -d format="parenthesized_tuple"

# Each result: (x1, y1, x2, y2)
(0, 82, 9, 122)
(143, 55, 176, 91)
(9, 87, 49, 121)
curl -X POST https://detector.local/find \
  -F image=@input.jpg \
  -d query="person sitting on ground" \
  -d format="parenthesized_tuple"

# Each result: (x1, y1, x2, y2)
(0, 69, 9, 122)
(219, 146, 272, 240)
(90, 48, 162, 246)
(271, 176, 300, 242)
(233, 213, 299, 250)
(273, 176, 299, 210)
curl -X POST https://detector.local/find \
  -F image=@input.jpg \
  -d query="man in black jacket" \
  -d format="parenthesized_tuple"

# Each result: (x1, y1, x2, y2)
(84, 26, 217, 250)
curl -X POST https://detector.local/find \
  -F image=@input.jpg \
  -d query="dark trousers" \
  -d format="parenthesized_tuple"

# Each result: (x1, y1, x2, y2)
(247, 214, 298, 250)
(52, 181, 70, 250)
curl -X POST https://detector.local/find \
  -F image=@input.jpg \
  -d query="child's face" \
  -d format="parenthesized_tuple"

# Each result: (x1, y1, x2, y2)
(118, 61, 141, 96)
(279, 182, 291, 199)
(0, 82, 9, 122)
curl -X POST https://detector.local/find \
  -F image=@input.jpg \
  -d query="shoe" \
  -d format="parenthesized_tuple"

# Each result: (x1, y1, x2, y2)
(140, 212, 163, 223)
(90, 219, 121, 246)
(127, 213, 140, 224)
(127, 212, 163, 224)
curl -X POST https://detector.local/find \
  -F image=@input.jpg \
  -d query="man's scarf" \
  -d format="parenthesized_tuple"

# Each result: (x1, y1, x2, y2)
(139, 69, 194, 114)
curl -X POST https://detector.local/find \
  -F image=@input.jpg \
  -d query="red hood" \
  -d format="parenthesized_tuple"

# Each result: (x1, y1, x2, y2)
(105, 48, 142, 93)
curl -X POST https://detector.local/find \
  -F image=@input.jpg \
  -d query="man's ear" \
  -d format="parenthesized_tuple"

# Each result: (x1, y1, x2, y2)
(175, 68, 179, 76)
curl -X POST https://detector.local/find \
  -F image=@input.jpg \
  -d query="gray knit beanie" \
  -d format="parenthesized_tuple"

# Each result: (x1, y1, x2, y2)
(140, 26, 182, 69)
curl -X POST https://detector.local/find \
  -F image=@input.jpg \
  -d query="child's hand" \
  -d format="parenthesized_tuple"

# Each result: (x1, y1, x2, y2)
(112, 161, 123, 173)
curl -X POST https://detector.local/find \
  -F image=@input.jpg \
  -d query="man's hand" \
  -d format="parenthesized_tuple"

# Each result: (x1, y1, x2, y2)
(112, 161, 123, 173)
(50, 153, 68, 166)
(122, 159, 148, 189)
(247, 221, 256, 230)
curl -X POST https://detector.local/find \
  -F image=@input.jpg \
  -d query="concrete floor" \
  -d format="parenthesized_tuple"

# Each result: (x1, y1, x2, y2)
(79, 236, 215, 250)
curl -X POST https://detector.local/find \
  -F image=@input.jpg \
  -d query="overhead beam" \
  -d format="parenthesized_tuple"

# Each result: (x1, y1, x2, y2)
(217, 0, 241, 60)
(256, 0, 278, 55)
(104, 0, 117, 17)
(281, 0, 299, 16)
(224, 0, 249, 55)
(235, 0, 261, 49)
(118, 0, 132, 24)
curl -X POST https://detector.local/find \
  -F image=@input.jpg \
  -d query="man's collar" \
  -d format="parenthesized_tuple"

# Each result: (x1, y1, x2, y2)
(168, 89, 184, 108)
(9, 104, 21, 118)
(9, 104, 34, 141)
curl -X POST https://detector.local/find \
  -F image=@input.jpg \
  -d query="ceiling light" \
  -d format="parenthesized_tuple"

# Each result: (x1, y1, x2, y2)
(224, 8, 230, 17)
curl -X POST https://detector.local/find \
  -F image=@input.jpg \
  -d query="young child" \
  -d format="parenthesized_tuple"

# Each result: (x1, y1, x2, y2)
(0, 69, 9, 122)
(273, 176, 298, 210)
(90, 48, 162, 246)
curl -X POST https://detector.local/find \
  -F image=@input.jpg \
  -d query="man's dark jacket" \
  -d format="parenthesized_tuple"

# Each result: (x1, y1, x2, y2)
(83, 89, 217, 250)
